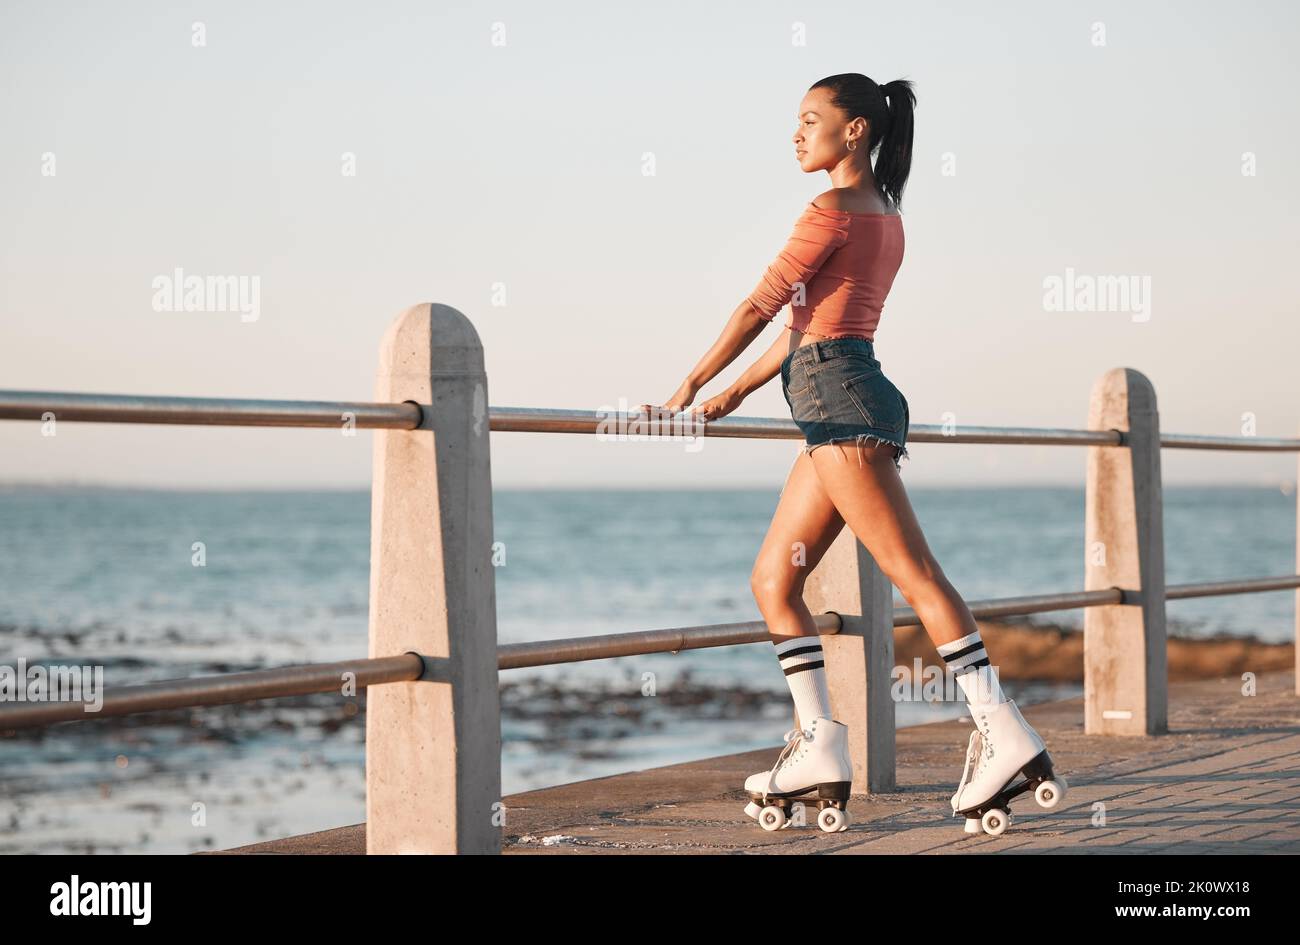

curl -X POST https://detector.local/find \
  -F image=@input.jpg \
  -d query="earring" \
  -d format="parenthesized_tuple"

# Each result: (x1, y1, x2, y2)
(847, 139, 857, 152)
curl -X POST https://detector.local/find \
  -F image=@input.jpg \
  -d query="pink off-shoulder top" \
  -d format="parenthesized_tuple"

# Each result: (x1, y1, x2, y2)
(745, 201, 904, 341)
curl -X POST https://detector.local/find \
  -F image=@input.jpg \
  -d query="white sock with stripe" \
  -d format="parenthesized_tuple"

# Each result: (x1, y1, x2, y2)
(772, 635, 833, 724)
(937, 629, 1007, 706)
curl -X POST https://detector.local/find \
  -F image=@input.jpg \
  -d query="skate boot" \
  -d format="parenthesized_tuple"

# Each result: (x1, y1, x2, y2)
(741, 716, 853, 833)
(950, 698, 1068, 837)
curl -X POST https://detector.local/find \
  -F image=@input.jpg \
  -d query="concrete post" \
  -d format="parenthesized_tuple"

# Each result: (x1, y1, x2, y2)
(1084, 367, 1168, 735)
(366, 303, 502, 854)
(802, 526, 896, 793)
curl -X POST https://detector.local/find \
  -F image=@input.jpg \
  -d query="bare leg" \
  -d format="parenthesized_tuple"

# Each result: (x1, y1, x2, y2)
(807, 441, 980, 649)
(750, 449, 847, 641)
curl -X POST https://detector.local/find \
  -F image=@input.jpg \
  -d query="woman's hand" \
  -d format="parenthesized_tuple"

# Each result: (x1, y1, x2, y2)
(638, 380, 698, 417)
(684, 387, 744, 422)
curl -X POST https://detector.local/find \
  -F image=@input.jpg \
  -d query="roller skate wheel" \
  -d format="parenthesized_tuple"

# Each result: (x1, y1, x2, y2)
(817, 807, 849, 833)
(981, 808, 1010, 837)
(744, 800, 762, 820)
(1035, 779, 1064, 810)
(758, 805, 787, 831)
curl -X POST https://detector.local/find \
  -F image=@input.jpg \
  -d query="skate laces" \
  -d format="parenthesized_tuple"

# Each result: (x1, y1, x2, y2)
(762, 726, 813, 800)
(782, 725, 812, 745)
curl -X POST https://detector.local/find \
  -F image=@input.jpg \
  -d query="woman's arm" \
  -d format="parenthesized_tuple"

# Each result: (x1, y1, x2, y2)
(727, 325, 793, 400)
(689, 204, 845, 400)
(651, 322, 795, 422)
(680, 325, 792, 421)
(644, 203, 842, 414)
(644, 299, 770, 413)
(682, 298, 769, 391)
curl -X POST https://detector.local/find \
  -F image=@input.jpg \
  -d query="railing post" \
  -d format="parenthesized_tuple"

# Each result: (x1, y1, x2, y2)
(802, 524, 896, 793)
(1084, 367, 1168, 735)
(365, 303, 502, 854)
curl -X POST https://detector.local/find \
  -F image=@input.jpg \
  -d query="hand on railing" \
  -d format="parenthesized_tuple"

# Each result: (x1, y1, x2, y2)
(638, 378, 699, 418)
(686, 387, 745, 421)
(639, 383, 743, 422)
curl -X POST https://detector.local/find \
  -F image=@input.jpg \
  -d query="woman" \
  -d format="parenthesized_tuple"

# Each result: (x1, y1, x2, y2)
(643, 74, 1063, 835)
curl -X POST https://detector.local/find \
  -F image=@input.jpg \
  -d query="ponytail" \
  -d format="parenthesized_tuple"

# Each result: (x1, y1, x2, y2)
(873, 79, 916, 210)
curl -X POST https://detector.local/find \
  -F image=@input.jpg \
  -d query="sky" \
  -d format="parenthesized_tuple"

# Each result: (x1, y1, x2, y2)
(2, 0, 1298, 489)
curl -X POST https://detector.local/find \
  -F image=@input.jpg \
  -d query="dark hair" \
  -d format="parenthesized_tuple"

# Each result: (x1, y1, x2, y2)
(809, 73, 916, 210)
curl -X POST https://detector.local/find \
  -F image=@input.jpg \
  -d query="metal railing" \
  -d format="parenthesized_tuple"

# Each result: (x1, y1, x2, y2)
(3, 302, 1298, 853)
(0, 390, 423, 428)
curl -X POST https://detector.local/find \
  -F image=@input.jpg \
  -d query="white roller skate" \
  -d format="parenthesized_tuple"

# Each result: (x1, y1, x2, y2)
(950, 698, 1068, 837)
(742, 716, 853, 833)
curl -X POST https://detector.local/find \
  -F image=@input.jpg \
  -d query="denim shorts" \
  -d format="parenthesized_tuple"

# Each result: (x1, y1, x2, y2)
(780, 337, 911, 472)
